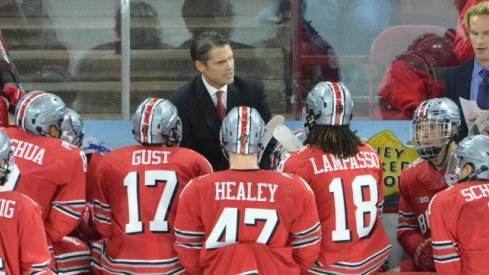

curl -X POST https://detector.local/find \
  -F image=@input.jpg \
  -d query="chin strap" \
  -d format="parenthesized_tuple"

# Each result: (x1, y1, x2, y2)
(433, 142, 451, 169)
(167, 130, 177, 147)
(304, 117, 314, 133)
(433, 133, 457, 168)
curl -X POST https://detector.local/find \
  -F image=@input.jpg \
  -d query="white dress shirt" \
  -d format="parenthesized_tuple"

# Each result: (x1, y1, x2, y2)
(202, 76, 228, 108)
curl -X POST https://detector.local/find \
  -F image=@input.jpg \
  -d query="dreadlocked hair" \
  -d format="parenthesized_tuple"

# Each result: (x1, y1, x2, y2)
(305, 125, 363, 158)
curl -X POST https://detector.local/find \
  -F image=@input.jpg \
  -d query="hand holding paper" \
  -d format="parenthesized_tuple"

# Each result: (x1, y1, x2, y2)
(459, 97, 484, 126)
(469, 108, 489, 136)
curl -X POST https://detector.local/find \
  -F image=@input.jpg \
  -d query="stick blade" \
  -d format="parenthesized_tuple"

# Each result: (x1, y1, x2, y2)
(272, 125, 303, 152)
(258, 115, 285, 161)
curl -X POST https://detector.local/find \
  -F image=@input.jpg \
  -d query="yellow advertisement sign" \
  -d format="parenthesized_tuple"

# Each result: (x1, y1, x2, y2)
(367, 130, 419, 196)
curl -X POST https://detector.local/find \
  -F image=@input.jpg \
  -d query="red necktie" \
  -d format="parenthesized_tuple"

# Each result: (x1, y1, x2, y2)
(216, 90, 226, 122)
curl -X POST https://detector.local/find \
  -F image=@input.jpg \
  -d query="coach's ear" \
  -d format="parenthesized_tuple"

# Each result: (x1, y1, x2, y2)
(195, 60, 206, 74)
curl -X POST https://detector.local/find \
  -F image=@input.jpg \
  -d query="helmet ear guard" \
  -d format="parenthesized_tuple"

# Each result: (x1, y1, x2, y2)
(166, 128, 180, 147)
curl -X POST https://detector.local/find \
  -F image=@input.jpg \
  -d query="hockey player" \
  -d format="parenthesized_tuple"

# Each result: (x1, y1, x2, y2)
(429, 134, 489, 274)
(91, 98, 212, 274)
(0, 129, 53, 275)
(59, 108, 109, 245)
(174, 106, 321, 274)
(280, 81, 391, 274)
(396, 97, 461, 272)
(3, 91, 89, 274)
(60, 108, 111, 201)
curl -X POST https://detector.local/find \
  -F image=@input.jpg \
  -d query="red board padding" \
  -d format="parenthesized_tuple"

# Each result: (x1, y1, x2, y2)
(384, 206, 399, 214)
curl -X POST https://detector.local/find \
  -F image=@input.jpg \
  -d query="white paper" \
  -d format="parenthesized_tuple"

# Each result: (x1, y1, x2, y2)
(460, 97, 481, 126)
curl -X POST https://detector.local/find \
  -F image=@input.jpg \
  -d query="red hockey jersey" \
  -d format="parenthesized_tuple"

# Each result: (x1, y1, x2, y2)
(397, 158, 448, 257)
(91, 145, 212, 274)
(0, 191, 53, 275)
(174, 169, 321, 275)
(1, 127, 87, 243)
(281, 144, 391, 274)
(86, 151, 103, 203)
(429, 180, 489, 275)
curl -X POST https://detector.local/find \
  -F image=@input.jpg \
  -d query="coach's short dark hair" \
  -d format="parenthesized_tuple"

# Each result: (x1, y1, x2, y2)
(190, 31, 230, 64)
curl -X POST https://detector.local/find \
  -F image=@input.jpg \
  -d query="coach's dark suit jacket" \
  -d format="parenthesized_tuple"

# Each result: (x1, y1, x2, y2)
(446, 59, 473, 141)
(169, 75, 271, 171)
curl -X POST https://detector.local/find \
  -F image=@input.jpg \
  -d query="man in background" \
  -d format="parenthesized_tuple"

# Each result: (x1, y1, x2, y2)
(170, 31, 271, 171)
(446, 1, 489, 140)
(179, 0, 252, 49)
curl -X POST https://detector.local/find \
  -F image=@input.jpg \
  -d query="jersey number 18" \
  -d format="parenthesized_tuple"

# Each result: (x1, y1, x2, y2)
(329, 175, 379, 242)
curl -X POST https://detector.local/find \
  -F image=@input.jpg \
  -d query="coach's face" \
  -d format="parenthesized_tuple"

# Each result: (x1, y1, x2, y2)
(196, 44, 235, 89)
(469, 14, 489, 67)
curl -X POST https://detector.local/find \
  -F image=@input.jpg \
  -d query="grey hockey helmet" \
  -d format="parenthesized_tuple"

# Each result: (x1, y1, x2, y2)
(220, 106, 265, 154)
(15, 91, 67, 137)
(60, 108, 85, 147)
(445, 135, 489, 186)
(0, 130, 13, 185)
(132, 98, 182, 146)
(409, 97, 461, 159)
(305, 81, 353, 130)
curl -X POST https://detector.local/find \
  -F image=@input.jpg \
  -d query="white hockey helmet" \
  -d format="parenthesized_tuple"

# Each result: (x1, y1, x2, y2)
(132, 98, 182, 146)
(410, 97, 460, 160)
(15, 91, 67, 137)
(60, 108, 85, 147)
(445, 135, 489, 186)
(305, 81, 353, 130)
(220, 106, 265, 154)
(0, 130, 14, 185)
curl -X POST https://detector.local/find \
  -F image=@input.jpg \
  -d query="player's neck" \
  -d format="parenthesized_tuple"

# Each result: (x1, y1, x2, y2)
(431, 141, 457, 170)
(228, 153, 260, 170)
